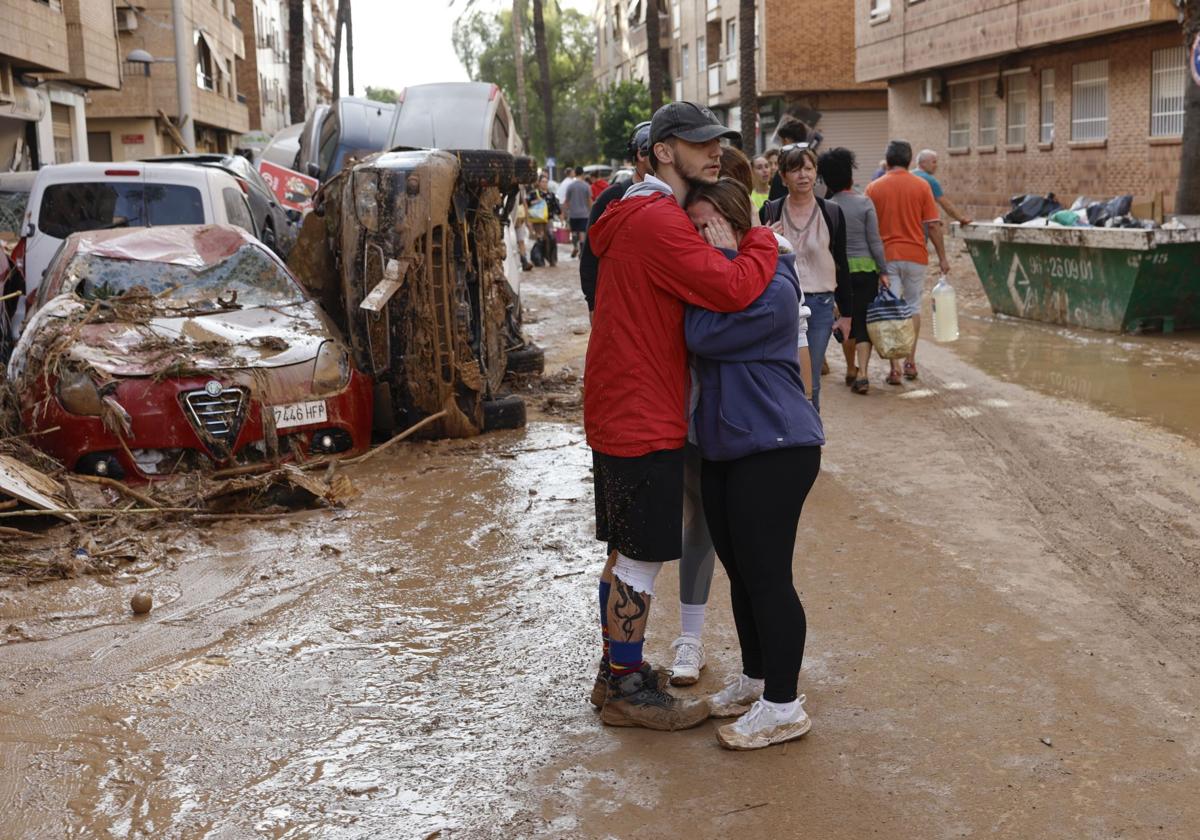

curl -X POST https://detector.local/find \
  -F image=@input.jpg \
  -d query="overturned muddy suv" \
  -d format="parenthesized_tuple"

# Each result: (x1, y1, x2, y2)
(290, 147, 541, 438)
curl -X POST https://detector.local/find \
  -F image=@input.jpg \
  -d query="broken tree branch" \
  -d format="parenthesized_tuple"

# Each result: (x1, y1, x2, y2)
(342, 410, 448, 465)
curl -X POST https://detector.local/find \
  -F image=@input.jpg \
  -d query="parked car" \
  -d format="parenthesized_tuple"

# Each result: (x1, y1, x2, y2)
(13, 162, 258, 339)
(0, 172, 35, 351)
(142, 153, 293, 257)
(386, 82, 524, 156)
(8, 224, 373, 482)
(296, 98, 395, 182)
(260, 121, 305, 170)
(289, 146, 539, 438)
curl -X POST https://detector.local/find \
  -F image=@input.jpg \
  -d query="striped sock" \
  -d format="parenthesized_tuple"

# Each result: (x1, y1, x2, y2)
(609, 639, 644, 681)
(598, 579, 611, 663)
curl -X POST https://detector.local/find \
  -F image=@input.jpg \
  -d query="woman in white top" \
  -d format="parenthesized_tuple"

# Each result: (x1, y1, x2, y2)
(761, 146, 851, 413)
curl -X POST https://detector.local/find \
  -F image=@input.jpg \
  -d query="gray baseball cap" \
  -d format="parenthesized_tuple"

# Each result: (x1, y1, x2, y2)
(649, 101, 741, 147)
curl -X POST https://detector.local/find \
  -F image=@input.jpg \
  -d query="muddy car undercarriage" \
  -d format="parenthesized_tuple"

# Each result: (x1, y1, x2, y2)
(290, 148, 539, 438)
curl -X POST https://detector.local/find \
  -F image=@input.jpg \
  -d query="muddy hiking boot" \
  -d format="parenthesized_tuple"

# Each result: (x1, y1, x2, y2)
(590, 660, 670, 710)
(600, 669, 709, 731)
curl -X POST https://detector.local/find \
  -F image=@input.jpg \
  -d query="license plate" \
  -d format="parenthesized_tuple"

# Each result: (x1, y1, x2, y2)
(272, 400, 328, 429)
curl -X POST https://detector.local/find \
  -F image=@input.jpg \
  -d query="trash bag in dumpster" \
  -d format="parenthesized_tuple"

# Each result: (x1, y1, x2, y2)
(1003, 192, 1061, 224)
(866, 287, 917, 360)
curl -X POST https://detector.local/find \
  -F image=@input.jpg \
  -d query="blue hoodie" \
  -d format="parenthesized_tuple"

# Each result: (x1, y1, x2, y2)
(685, 250, 825, 461)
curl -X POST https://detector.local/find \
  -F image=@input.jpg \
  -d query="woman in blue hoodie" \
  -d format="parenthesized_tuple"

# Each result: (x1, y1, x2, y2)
(684, 177, 825, 751)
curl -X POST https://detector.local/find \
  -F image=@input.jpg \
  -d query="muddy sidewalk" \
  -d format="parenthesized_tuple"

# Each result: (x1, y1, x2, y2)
(2, 250, 1200, 838)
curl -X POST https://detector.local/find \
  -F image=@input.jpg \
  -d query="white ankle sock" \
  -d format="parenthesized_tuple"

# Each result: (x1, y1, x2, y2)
(760, 697, 801, 717)
(679, 603, 706, 640)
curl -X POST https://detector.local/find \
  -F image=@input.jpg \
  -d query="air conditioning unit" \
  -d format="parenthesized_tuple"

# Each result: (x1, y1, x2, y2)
(117, 8, 139, 32)
(918, 76, 941, 106)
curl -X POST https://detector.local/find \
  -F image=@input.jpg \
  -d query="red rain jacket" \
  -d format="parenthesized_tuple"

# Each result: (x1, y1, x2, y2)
(583, 189, 777, 457)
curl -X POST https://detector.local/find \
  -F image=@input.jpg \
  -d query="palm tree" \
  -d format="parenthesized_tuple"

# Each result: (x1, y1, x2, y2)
(331, 0, 354, 101)
(737, 0, 757, 155)
(1176, 8, 1200, 213)
(644, 0, 665, 110)
(288, 0, 305, 123)
(512, 0, 531, 149)
(532, 0, 556, 161)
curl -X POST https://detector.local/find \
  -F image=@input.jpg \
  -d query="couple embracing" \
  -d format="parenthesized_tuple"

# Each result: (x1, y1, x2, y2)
(583, 102, 824, 750)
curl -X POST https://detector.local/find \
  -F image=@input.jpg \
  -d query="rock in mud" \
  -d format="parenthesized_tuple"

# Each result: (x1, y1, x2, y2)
(130, 592, 153, 615)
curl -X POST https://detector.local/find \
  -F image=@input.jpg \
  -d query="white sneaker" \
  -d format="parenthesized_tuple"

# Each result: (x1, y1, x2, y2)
(708, 673, 765, 717)
(716, 697, 811, 751)
(669, 635, 706, 686)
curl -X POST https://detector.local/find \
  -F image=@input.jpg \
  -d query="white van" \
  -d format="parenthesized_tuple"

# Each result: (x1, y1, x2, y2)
(13, 162, 257, 336)
(386, 82, 524, 156)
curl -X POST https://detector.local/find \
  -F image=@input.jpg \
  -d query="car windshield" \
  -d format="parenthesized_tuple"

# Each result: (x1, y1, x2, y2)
(38, 182, 204, 240)
(0, 189, 29, 236)
(67, 242, 305, 310)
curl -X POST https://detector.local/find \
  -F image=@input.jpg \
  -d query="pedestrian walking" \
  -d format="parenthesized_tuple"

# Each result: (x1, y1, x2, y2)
(751, 155, 771, 213)
(766, 115, 819, 201)
(682, 177, 825, 750)
(590, 170, 610, 200)
(913, 149, 973, 226)
(584, 101, 778, 731)
(563, 172, 593, 258)
(555, 166, 576, 206)
(512, 187, 533, 272)
(527, 173, 561, 268)
(579, 121, 719, 688)
(818, 147, 889, 394)
(865, 140, 950, 384)
(762, 145, 851, 412)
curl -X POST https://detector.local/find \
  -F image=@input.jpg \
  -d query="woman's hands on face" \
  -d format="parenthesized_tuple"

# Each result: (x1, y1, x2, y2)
(702, 216, 739, 250)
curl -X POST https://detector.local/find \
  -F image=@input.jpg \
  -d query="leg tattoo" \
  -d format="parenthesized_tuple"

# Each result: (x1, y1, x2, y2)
(612, 577, 649, 641)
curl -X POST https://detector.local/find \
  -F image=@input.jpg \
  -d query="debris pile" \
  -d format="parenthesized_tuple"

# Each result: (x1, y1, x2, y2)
(995, 193, 1164, 229)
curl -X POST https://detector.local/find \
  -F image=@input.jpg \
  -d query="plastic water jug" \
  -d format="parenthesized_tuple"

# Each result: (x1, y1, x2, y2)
(931, 275, 959, 342)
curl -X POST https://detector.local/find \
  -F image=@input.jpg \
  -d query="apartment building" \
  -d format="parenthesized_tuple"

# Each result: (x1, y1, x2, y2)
(1, 0, 121, 169)
(236, 0, 290, 136)
(593, 0, 887, 181)
(86, 0, 250, 160)
(856, 0, 1187, 218)
(280, 0, 335, 125)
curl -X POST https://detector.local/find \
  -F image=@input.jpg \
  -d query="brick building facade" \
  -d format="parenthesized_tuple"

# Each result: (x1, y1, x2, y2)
(592, 0, 887, 179)
(856, 0, 1186, 219)
(0, 0, 120, 169)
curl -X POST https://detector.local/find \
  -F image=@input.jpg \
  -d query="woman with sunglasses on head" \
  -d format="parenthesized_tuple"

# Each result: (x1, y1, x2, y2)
(761, 146, 850, 413)
(683, 178, 824, 750)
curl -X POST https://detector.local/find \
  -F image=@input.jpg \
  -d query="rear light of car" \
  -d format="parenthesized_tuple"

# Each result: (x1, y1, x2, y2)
(12, 237, 24, 274)
(489, 84, 499, 102)
(104, 169, 140, 177)
(235, 177, 250, 195)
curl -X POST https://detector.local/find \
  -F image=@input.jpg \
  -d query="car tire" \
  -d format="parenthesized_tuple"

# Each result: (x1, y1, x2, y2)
(514, 155, 537, 185)
(454, 150, 516, 192)
(505, 342, 545, 375)
(482, 393, 526, 431)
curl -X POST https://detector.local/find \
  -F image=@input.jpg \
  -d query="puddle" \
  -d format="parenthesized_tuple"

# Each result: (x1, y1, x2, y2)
(945, 296, 1200, 443)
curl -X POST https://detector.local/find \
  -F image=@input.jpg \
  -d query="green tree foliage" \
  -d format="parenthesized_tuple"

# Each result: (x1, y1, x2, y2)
(595, 81, 652, 162)
(453, 3, 598, 164)
(365, 85, 402, 104)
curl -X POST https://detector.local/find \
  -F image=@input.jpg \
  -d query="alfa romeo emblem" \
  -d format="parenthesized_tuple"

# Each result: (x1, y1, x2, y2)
(204, 380, 223, 397)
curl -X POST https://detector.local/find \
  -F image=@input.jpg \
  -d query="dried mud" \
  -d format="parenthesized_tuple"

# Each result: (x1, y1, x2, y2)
(2, 245, 1200, 839)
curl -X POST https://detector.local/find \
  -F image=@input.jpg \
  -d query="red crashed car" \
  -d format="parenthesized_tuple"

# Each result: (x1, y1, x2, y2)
(7, 225, 373, 481)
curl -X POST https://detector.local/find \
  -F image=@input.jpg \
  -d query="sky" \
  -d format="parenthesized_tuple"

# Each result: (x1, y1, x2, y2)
(349, 0, 595, 94)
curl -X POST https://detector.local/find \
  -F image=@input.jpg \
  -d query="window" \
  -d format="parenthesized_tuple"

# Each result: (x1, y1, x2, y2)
(222, 187, 256, 235)
(38, 183, 204, 240)
(195, 32, 216, 91)
(1040, 69, 1055, 144)
(682, 43, 689, 77)
(1151, 46, 1186, 137)
(697, 37, 705, 74)
(1071, 59, 1108, 141)
(51, 103, 75, 164)
(671, 0, 679, 31)
(870, 0, 891, 20)
(978, 81, 998, 146)
(1006, 75, 1028, 145)
(948, 82, 970, 148)
(725, 19, 738, 82)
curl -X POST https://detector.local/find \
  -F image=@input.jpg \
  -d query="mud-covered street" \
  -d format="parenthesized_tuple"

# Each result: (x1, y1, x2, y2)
(3, 243, 1200, 839)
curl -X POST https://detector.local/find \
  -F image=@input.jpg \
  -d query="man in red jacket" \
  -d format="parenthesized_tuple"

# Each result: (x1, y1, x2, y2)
(584, 101, 778, 730)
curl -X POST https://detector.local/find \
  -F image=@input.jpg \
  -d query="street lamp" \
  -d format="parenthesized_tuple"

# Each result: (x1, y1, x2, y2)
(123, 0, 195, 151)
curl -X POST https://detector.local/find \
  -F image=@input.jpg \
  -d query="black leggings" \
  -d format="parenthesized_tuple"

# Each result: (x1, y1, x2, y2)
(701, 446, 821, 703)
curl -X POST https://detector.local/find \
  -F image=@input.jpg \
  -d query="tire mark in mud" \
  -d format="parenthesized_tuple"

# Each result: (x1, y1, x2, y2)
(915, 364, 1200, 662)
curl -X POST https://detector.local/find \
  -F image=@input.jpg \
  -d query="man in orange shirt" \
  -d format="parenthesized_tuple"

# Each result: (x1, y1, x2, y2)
(865, 140, 950, 384)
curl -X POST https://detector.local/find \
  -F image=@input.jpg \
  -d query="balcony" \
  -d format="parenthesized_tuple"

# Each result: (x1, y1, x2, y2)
(707, 62, 721, 100)
(725, 54, 738, 84)
(627, 15, 672, 53)
(705, 0, 721, 22)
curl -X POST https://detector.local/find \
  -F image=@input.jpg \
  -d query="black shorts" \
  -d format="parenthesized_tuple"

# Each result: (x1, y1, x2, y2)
(569, 217, 588, 233)
(849, 271, 880, 343)
(593, 448, 685, 563)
